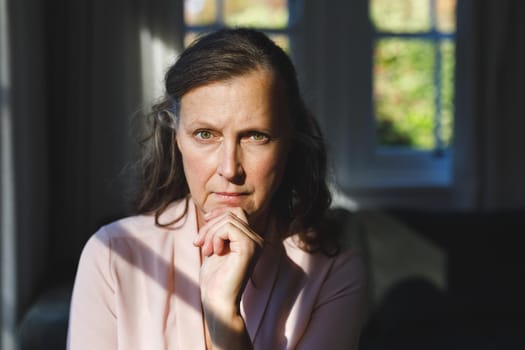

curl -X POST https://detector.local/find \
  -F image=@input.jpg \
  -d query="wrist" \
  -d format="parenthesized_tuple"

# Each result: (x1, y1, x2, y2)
(202, 301, 241, 327)
(204, 308, 250, 349)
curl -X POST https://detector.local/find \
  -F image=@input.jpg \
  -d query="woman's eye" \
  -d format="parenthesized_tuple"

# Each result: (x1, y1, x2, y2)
(196, 130, 213, 140)
(250, 132, 269, 142)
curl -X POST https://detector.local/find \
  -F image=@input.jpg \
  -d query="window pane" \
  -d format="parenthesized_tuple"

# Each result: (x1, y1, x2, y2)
(224, 0, 288, 28)
(184, 31, 205, 48)
(370, 0, 431, 33)
(440, 40, 455, 147)
(268, 33, 289, 52)
(374, 39, 436, 149)
(184, 32, 289, 55)
(184, 0, 217, 26)
(436, 0, 457, 33)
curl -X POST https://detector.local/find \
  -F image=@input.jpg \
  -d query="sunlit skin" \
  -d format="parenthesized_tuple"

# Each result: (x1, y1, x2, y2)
(176, 68, 291, 234)
(176, 68, 292, 349)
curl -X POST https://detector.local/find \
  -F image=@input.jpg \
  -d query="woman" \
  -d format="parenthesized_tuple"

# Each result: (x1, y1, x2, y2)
(67, 28, 366, 349)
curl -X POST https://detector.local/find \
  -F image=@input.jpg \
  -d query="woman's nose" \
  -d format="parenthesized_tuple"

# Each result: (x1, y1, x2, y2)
(217, 142, 245, 183)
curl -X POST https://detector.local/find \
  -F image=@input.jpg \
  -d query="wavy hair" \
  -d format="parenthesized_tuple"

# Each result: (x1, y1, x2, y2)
(135, 28, 337, 255)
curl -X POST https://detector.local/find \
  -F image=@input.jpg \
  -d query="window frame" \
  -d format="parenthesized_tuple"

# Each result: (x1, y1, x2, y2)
(364, 0, 457, 188)
(183, 0, 298, 49)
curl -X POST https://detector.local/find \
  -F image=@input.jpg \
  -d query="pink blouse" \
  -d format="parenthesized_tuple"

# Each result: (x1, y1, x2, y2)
(67, 198, 367, 349)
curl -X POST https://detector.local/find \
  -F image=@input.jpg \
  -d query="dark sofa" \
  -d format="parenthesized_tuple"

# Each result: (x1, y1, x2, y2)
(359, 210, 525, 350)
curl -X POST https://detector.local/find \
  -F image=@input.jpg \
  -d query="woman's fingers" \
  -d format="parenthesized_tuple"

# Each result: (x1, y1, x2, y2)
(201, 217, 257, 257)
(203, 206, 246, 222)
(193, 208, 236, 246)
(195, 207, 264, 257)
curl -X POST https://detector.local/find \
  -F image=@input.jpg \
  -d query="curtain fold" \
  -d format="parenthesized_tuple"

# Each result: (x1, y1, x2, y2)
(453, 0, 525, 210)
(5, 0, 184, 330)
(474, 0, 525, 210)
(4, 0, 183, 342)
(46, 0, 184, 269)
(1, 0, 17, 346)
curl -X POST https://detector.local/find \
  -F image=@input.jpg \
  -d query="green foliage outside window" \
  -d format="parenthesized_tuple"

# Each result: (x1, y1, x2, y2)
(440, 41, 454, 147)
(370, 0, 431, 33)
(370, 0, 456, 150)
(184, 0, 289, 50)
(374, 39, 436, 148)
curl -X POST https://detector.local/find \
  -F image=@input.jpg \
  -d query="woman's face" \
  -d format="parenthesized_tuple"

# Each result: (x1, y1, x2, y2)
(176, 69, 291, 231)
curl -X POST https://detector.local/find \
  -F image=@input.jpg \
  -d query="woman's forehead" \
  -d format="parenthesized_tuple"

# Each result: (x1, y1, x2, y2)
(179, 70, 289, 126)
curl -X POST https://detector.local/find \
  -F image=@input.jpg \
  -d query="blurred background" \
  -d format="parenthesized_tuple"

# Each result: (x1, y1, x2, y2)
(1, 0, 524, 349)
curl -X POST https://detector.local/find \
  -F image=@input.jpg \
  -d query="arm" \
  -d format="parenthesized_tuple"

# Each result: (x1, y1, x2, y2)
(67, 228, 117, 350)
(296, 253, 368, 350)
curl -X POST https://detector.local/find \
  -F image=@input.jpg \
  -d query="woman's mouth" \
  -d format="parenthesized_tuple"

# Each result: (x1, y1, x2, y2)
(213, 192, 247, 205)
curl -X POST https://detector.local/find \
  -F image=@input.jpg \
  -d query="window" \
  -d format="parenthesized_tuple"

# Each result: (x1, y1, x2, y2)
(183, 0, 295, 51)
(333, 0, 458, 193)
(370, 0, 456, 153)
(180, 0, 461, 207)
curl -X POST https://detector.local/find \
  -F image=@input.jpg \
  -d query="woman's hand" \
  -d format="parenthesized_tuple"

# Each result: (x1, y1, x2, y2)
(193, 207, 263, 348)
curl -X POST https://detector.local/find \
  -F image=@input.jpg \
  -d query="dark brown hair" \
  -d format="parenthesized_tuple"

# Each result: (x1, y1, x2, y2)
(135, 28, 336, 254)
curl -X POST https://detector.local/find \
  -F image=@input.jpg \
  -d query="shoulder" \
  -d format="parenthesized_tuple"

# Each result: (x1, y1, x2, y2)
(75, 214, 154, 280)
(283, 235, 365, 275)
(79, 213, 156, 262)
(79, 198, 191, 266)
(281, 235, 367, 299)
(94, 198, 190, 240)
(99, 213, 156, 240)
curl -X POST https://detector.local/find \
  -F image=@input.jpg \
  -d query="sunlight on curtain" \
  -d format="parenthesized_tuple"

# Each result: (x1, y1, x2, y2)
(1, 0, 17, 348)
(140, 28, 179, 110)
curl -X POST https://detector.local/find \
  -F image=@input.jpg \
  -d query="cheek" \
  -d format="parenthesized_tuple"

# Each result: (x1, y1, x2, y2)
(252, 148, 289, 193)
(178, 137, 204, 168)
(177, 139, 213, 191)
(181, 151, 200, 173)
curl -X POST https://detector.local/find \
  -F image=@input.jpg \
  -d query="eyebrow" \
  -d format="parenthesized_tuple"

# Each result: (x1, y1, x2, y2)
(182, 118, 276, 134)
